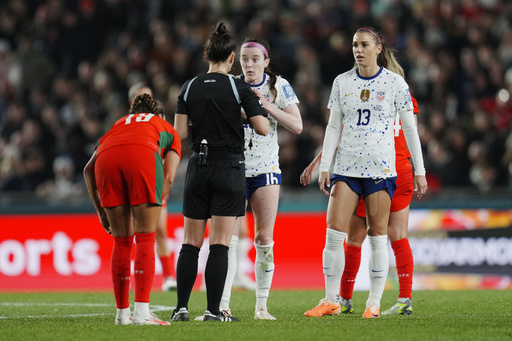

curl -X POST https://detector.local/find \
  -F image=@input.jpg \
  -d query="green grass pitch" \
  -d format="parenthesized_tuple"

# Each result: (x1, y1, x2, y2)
(1, 290, 511, 340)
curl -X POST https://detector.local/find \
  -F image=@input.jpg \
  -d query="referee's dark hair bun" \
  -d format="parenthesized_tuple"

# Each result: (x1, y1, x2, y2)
(214, 22, 228, 36)
(204, 22, 235, 63)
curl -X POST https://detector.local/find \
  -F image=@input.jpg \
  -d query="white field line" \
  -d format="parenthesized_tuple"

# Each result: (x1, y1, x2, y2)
(0, 302, 175, 319)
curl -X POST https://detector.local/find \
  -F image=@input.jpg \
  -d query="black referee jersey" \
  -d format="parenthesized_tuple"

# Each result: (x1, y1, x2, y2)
(176, 73, 267, 156)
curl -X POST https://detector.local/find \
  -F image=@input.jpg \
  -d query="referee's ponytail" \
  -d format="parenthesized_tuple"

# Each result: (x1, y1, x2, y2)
(205, 22, 236, 63)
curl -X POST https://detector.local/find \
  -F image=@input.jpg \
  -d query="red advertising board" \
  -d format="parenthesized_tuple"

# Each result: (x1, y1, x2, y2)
(1, 210, 511, 291)
(0, 212, 327, 291)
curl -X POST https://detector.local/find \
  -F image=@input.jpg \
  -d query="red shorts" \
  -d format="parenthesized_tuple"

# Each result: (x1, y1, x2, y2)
(355, 161, 414, 218)
(95, 145, 164, 207)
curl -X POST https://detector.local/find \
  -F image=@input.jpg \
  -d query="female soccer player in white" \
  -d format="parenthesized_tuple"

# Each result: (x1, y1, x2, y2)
(301, 50, 423, 316)
(304, 26, 427, 318)
(220, 38, 302, 320)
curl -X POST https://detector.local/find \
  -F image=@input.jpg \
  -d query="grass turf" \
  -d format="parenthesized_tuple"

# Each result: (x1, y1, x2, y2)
(1, 290, 511, 341)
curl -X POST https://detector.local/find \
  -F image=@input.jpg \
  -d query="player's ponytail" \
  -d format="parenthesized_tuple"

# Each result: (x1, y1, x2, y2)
(383, 46, 404, 78)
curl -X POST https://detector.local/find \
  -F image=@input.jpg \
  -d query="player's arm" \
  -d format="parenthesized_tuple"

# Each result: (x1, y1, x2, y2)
(300, 151, 322, 186)
(300, 128, 343, 186)
(399, 108, 427, 198)
(242, 86, 269, 136)
(162, 150, 180, 199)
(83, 151, 110, 234)
(249, 114, 269, 136)
(253, 88, 302, 134)
(318, 107, 343, 195)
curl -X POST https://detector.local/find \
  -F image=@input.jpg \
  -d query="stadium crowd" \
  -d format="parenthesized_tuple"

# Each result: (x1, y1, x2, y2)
(0, 0, 511, 199)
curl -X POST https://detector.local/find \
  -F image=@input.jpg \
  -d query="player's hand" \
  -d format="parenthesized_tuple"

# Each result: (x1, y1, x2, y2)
(414, 175, 428, 199)
(98, 209, 111, 235)
(300, 165, 313, 186)
(318, 171, 331, 196)
(253, 89, 272, 111)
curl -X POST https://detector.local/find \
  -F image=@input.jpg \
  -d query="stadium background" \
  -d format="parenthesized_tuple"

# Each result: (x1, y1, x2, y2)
(0, 0, 511, 291)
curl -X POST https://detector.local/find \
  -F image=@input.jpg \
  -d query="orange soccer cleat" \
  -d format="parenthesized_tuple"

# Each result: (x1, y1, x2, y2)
(362, 304, 380, 318)
(304, 298, 341, 317)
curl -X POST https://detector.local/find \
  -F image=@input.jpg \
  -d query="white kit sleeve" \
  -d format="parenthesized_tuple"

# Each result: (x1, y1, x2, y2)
(319, 107, 343, 173)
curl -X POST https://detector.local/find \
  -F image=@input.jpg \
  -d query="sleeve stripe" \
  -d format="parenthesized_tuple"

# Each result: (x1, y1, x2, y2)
(228, 75, 241, 104)
(184, 77, 198, 102)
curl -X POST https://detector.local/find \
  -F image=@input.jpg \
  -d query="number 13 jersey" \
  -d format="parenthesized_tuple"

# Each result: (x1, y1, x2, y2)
(327, 67, 414, 179)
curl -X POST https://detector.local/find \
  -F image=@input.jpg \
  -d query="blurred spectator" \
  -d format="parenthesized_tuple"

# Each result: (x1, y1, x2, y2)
(35, 154, 84, 201)
(0, 0, 511, 197)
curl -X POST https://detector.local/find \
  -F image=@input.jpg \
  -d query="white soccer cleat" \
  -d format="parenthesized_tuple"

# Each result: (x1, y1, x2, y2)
(133, 311, 170, 326)
(161, 276, 177, 291)
(115, 309, 132, 325)
(254, 307, 276, 320)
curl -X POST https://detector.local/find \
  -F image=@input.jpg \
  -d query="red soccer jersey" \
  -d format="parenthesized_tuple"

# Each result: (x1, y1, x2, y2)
(97, 113, 181, 160)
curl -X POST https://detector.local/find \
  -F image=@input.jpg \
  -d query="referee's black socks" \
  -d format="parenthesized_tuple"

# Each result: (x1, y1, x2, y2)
(176, 244, 200, 310)
(205, 244, 229, 315)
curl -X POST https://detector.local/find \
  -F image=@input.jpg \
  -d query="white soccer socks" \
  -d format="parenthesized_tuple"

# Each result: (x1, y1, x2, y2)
(367, 235, 389, 308)
(220, 235, 239, 311)
(254, 242, 275, 310)
(323, 228, 347, 303)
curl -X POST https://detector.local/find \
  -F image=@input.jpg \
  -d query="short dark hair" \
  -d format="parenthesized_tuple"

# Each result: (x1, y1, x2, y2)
(204, 22, 235, 63)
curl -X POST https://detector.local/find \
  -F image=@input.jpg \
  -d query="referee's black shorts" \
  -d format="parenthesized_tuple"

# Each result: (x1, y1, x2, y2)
(183, 154, 246, 219)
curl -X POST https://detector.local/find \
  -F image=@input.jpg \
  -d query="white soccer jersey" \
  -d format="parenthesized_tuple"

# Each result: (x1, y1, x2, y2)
(320, 67, 424, 178)
(242, 74, 299, 177)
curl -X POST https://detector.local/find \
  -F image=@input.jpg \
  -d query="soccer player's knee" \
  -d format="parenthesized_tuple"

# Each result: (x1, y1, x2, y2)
(255, 242, 274, 263)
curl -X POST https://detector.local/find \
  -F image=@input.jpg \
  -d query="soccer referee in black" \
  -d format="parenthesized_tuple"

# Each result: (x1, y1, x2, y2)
(172, 22, 269, 322)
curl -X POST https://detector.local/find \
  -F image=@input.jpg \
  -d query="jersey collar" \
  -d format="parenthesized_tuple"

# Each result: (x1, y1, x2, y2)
(241, 73, 267, 87)
(356, 66, 383, 80)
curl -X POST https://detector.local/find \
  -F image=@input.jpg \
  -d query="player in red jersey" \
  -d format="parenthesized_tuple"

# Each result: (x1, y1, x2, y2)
(128, 84, 177, 292)
(84, 93, 181, 325)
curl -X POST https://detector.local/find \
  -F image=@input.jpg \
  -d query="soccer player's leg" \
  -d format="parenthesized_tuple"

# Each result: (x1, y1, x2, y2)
(362, 187, 392, 318)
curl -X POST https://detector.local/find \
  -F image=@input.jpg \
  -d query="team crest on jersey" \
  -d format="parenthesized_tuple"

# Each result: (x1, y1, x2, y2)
(360, 89, 370, 102)
(376, 90, 385, 101)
